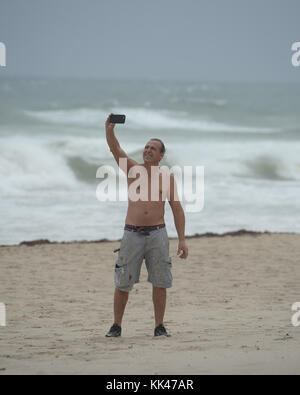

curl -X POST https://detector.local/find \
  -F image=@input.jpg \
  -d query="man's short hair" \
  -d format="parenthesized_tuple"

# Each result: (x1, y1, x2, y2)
(150, 138, 166, 154)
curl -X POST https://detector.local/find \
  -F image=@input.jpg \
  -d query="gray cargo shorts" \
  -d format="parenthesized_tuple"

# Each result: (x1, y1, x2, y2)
(114, 225, 172, 292)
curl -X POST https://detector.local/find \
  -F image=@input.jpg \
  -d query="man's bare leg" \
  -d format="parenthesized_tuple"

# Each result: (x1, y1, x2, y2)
(114, 288, 129, 326)
(152, 286, 166, 327)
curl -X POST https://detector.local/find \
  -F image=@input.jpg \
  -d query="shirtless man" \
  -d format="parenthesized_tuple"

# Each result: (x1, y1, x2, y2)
(105, 113, 188, 337)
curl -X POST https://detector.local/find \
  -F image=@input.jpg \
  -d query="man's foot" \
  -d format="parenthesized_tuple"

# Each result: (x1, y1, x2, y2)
(154, 324, 171, 337)
(105, 323, 121, 337)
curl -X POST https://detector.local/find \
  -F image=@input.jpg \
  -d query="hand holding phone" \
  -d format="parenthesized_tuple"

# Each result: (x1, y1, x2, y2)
(109, 114, 126, 124)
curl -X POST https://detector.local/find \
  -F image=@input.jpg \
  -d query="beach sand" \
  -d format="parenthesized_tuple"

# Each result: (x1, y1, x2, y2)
(0, 231, 300, 375)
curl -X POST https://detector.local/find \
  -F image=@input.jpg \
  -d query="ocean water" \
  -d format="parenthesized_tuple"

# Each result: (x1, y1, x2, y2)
(0, 78, 300, 245)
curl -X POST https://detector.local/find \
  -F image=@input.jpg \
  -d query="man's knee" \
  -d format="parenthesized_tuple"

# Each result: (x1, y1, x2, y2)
(115, 288, 129, 297)
(152, 286, 167, 298)
(152, 286, 166, 291)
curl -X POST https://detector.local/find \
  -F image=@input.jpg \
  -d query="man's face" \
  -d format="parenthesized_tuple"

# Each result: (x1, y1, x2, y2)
(143, 140, 164, 164)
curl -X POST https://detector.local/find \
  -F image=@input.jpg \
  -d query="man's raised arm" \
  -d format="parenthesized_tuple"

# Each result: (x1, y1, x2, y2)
(105, 113, 137, 174)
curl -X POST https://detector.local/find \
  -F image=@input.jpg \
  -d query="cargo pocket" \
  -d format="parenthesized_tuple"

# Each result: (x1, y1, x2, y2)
(114, 256, 129, 290)
(164, 257, 173, 287)
(113, 230, 131, 290)
(152, 256, 173, 288)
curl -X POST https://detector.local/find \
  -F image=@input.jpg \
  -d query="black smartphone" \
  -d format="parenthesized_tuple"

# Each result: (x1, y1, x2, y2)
(109, 114, 126, 124)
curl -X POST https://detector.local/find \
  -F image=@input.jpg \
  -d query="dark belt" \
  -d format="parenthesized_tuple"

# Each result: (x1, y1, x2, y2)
(124, 223, 165, 236)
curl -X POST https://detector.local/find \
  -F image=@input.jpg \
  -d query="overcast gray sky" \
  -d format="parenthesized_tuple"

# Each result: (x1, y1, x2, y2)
(0, 0, 299, 82)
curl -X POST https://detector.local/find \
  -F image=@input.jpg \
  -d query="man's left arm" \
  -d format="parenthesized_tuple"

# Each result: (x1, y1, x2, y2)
(168, 174, 188, 259)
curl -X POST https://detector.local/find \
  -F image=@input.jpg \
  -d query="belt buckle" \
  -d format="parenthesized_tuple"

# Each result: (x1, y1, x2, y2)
(137, 227, 150, 236)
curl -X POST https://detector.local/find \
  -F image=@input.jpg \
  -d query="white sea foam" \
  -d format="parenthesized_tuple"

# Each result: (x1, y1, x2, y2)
(110, 107, 279, 133)
(0, 136, 79, 196)
(24, 108, 108, 126)
(166, 140, 300, 182)
(24, 107, 278, 133)
(1, 135, 299, 201)
(53, 136, 110, 162)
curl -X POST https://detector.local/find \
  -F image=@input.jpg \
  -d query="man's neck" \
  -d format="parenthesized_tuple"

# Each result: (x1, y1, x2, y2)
(142, 162, 160, 173)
